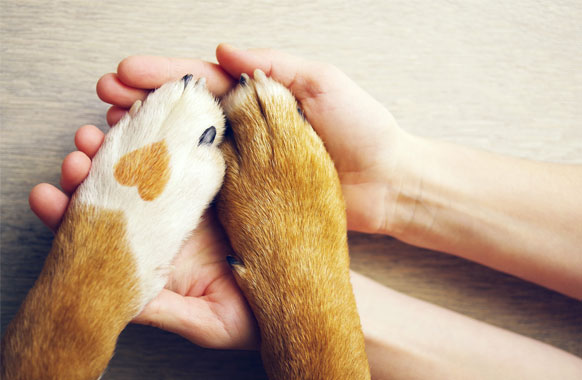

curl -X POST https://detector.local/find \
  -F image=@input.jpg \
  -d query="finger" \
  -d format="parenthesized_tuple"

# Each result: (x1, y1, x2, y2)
(116, 56, 235, 97)
(106, 105, 128, 127)
(74, 125, 104, 158)
(60, 151, 92, 195)
(96, 73, 149, 108)
(29, 183, 69, 232)
(133, 289, 228, 349)
(216, 43, 323, 100)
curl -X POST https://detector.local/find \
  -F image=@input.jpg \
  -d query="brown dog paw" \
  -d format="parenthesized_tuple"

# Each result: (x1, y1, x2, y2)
(217, 70, 369, 379)
(218, 69, 347, 286)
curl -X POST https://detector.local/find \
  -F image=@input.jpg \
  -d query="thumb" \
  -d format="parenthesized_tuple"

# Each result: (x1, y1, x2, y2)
(132, 288, 224, 349)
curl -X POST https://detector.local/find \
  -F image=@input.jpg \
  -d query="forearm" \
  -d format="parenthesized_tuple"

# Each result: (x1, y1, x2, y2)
(351, 271, 582, 380)
(384, 136, 582, 298)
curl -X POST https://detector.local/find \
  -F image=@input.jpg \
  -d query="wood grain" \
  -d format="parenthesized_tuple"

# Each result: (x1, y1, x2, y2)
(1, 0, 581, 378)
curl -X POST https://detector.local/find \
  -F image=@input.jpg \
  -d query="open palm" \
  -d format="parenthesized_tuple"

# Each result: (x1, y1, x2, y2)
(133, 209, 258, 349)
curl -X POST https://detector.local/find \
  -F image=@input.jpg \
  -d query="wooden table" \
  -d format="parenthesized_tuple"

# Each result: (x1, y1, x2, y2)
(1, 1, 580, 378)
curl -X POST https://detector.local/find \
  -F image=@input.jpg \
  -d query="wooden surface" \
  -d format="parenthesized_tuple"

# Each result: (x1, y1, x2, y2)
(1, 0, 581, 378)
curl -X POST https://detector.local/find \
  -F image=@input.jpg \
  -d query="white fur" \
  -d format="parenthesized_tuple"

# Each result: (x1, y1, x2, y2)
(75, 77, 225, 309)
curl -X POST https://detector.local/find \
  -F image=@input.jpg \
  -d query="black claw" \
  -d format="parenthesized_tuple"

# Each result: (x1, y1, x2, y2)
(297, 106, 306, 121)
(226, 255, 242, 267)
(198, 126, 217, 145)
(182, 74, 193, 88)
(239, 73, 249, 86)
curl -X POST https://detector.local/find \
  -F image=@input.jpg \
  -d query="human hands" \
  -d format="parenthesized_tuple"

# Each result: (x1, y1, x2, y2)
(96, 45, 413, 235)
(30, 44, 415, 348)
(214, 45, 417, 234)
(29, 125, 259, 350)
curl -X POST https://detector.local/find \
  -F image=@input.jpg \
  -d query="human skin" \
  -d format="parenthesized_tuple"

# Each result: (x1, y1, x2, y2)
(31, 166, 582, 379)
(28, 45, 582, 378)
(93, 45, 582, 299)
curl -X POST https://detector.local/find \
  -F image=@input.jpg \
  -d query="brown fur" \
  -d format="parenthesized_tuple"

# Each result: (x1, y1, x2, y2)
(1, 203, 140, 380)
(217, 74, 370, 379)
(114, 140, 170, 201)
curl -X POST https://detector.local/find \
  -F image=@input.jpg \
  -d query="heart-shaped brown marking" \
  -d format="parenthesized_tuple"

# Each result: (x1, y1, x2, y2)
(114, 140, 171, 201)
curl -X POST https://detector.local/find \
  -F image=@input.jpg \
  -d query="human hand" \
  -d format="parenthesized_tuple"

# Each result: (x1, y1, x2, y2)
(96, 45, 413, 235)
(215, 45, 416, 234)
(29, 125, 259, 350)
(31, 44, 411, 348)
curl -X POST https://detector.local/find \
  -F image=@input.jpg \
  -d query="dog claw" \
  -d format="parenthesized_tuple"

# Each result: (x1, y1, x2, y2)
(239, 73, 249, 86)
(128, 100, 142, 117)
(253, 69, 267, 81)
(226, 255, 243, 267)
(297, 106, 306, 121)
(195, 77, 207, 88)
(198, 126, 217, 145)
(182, 74, 193, 88)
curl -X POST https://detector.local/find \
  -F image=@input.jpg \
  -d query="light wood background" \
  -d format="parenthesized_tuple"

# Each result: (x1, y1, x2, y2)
(1, 0, 581, 378)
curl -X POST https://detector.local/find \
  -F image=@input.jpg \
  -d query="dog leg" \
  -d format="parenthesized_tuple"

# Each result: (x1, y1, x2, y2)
(218, 71, 370, 379)
(1, 75, 225, 379)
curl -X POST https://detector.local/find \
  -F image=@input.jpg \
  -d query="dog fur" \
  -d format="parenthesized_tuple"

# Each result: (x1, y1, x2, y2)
(218, 70, 370, 379)
(1, 70, 369, 379)
(1, 75, 225, 379)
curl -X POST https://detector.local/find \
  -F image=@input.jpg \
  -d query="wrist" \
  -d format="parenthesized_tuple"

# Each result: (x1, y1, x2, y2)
(381, 134, 582, 298)
(378, 133, 435, 241)
(382, 135, 479, 253)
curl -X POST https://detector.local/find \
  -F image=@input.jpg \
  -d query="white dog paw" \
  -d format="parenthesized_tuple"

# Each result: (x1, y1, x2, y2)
(73, 75, 225, 307)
